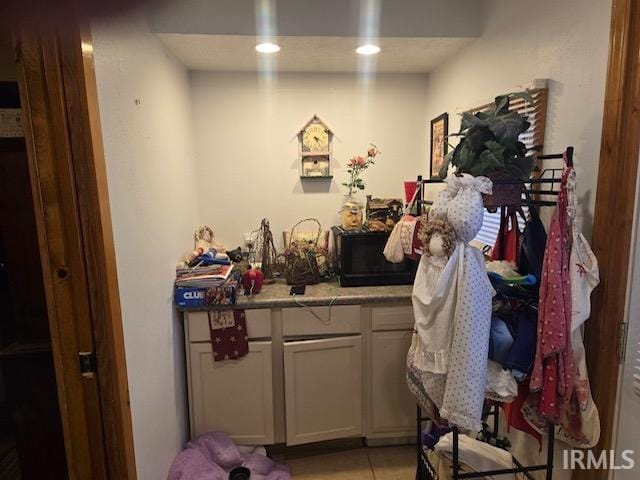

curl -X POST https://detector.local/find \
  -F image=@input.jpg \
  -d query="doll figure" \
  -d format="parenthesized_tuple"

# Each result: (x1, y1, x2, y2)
(195, 225, 214, 251)
(421, 218, 457, 259)
(195, 225, 226, 253)
(408, 174, 500, 432)
(411, 217, 458, 375)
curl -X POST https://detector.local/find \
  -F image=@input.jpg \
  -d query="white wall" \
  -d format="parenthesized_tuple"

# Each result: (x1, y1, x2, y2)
(92, 14, 198, 480)
(423, 0, 611, 237)
(190, 72, 429, 248)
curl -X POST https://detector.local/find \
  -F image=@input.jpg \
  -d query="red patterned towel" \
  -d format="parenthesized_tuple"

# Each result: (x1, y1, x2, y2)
(208, 310, 249, 362)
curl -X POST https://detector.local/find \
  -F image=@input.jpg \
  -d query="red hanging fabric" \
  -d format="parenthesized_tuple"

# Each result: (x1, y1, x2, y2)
(527, 165, 576, 424)
(491, 208, 520, 263)
(502, 382, 542, 449)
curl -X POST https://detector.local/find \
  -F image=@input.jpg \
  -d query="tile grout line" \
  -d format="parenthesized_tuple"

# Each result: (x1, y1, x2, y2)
(366, 449, 378, 480)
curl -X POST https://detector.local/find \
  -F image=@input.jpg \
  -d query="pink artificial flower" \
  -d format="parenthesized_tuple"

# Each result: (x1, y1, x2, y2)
(347, 157, 355, 167)
(355, 155, 365, 166)
(367, 147, 377, 157)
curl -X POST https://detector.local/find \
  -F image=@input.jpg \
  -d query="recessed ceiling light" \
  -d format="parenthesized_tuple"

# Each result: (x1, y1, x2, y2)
(356, 44, 381, 55)
(256, 42, 281, 53)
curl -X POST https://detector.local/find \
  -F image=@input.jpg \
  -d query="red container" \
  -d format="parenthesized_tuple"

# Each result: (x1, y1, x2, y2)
(404, 181, 418, 204)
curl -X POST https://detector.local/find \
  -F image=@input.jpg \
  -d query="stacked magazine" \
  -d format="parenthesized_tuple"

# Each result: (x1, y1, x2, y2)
(175, 264, 233, 289)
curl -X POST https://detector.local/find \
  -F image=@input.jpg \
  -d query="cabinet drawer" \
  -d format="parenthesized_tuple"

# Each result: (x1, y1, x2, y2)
(371, 305, 414, 331)
(187, 309, 271, 342)
(282, 305, 360, 337)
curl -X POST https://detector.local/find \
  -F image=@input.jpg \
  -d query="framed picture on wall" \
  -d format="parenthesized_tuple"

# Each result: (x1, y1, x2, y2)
(430, 112, 448, 179)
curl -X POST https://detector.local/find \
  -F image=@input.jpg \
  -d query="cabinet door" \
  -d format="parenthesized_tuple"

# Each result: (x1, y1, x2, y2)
(367, 331, 415, 439)
(189, 341, 274, 444)
(284, 336, 362, 445)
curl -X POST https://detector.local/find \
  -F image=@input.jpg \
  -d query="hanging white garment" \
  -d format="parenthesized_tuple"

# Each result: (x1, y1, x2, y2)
(407, 177, 461, 414)
(439, 239, 495, 432)
(411, 247, 460, 373)
(570, 232, 600, 330)
(406, 333, 447, 416)
(556, 169, 601, 448)
(485, 360, 518, 403)
(438, 175, 495, 432)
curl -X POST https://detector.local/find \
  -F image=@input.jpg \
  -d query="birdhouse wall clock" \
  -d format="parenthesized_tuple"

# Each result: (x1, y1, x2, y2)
(298, 115, 333, 179)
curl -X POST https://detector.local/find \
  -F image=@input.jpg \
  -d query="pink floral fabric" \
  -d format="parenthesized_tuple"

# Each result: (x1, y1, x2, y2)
(528, 166, 576, 423)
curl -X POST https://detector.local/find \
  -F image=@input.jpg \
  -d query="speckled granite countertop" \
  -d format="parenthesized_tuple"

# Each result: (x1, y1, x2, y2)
(179, 281, 413, 311)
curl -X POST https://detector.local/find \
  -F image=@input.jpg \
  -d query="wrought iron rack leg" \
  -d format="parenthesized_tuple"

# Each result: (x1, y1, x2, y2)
(453, 427, 459, 480)
(546, 423, 555, 480)
(416, 405, 424, 480)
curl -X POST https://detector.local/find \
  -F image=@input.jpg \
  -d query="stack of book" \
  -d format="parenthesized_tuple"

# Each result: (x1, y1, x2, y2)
(175, 264, 233, 288)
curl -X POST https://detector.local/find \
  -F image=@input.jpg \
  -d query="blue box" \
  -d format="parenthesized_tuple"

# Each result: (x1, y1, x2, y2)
(175, 285, 237, 308)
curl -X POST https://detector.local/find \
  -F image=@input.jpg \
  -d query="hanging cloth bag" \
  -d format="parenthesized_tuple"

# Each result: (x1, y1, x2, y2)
(438, 174, 496, 432)
(383, 220, 406, 263)
(385, 179, 422, 263)
(491, 208, 520, 264)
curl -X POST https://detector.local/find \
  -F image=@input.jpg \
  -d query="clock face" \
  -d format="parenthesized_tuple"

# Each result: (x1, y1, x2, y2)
(302, 123, 329, 152)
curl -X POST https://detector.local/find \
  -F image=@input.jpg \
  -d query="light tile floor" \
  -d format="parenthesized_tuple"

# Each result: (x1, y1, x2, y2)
(274, 445, 416, 479)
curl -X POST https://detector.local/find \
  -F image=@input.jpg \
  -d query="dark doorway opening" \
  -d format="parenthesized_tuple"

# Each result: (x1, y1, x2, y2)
(0, 80, 68, 479)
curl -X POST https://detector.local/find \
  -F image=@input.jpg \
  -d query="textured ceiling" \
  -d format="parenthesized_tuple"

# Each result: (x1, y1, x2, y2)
(158, 34, 474, 73)
(149, 0, 485, 38)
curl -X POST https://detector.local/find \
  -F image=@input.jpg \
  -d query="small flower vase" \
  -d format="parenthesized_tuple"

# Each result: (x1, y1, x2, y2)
(341, 195, 364, 231)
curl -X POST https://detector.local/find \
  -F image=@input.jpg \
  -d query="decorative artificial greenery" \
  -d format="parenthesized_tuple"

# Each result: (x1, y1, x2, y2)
(439, 92, 538, 180)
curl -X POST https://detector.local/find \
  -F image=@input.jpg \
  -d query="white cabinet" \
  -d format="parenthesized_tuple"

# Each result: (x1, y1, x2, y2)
(183, 302, 415, 447)
(188, 309, 271, 341)
(189, 341, 274, 445)
(367, 330, 415, 440)
(283, 336, 362, 445)
(371, 305, 415, 331)
(282, 305, 360, 336)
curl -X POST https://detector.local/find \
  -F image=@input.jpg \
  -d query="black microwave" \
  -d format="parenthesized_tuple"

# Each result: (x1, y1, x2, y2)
(331, 226, 418, 287)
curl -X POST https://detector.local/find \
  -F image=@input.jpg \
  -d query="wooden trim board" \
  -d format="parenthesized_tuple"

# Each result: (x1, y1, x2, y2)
(15, 21, 136, 480)
(576, 1, 640, 479)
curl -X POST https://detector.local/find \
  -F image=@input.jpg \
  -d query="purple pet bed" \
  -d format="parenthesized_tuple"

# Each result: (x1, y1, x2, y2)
(168, 432, 291, 480)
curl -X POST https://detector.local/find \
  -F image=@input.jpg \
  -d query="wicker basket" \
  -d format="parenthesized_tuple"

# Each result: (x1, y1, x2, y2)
(482, 171, 524, 211)
(283, 218, 323, 285)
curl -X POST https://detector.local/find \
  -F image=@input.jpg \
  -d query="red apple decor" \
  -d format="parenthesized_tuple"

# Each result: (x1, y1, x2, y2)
(241, 267, 265, 295)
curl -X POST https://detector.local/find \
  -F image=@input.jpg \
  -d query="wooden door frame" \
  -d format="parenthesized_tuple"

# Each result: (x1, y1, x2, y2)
(15, 21, 136, 480)
(576, 0, 640, 479)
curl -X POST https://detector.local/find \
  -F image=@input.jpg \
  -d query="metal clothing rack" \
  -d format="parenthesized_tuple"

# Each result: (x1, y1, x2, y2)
(416, 405, 555, 480)
(414, 147, 574, 214)
(412, 147, 574, 480)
